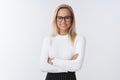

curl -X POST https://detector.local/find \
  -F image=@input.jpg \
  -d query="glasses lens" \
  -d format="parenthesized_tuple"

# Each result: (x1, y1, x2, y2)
(57, 16, 63, 21)
(65, 16, 72, 21)
(57, 16, 72, 22)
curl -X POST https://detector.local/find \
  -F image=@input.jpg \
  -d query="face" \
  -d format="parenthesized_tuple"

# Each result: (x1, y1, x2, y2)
(56, 8, 72, 34)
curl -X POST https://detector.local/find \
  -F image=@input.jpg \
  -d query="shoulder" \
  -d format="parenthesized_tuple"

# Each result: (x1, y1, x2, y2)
(75, 34, 86, 42)
(42, 36, 52, 43)
(74, 34, 86, 48)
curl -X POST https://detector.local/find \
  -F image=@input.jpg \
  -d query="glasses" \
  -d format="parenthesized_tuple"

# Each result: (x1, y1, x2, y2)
(56, 16, 72, 22)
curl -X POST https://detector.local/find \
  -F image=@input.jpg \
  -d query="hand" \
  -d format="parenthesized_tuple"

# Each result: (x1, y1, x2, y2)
(48, 57, 54, 64)
(71, 53, 79, 60)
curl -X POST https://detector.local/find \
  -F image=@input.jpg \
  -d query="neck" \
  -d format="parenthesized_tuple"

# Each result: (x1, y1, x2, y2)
(59, 30, 69, 35)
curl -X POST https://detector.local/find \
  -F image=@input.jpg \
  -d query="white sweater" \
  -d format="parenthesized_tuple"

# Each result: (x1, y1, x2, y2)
(40, 34, 86, 73)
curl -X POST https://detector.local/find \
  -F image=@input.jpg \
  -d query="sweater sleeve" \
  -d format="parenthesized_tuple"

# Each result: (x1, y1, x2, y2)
(52, 35, 86, 71)
(40, 37, 66, 72)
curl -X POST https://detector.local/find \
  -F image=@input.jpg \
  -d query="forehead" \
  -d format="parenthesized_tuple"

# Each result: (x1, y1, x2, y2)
(57, 8, 71, 16)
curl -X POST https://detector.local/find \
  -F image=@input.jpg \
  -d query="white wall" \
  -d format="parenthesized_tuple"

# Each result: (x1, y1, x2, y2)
(0, 0, 120, 80)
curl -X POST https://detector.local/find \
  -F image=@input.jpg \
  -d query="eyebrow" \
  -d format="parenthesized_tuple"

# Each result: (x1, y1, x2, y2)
(56, 16, 72, 17)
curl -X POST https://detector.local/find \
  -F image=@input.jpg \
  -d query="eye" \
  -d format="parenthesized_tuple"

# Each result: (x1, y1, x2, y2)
(57, 16, 62, 19)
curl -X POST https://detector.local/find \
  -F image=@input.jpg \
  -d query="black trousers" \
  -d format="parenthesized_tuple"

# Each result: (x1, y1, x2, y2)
(45, 72, 76, 80)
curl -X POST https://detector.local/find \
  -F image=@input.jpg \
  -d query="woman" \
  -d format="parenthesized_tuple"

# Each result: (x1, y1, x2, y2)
(40, 4, 86, 80)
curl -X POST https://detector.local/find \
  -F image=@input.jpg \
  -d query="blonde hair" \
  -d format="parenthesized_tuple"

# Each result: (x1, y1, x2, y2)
(50, 4, 77, 45)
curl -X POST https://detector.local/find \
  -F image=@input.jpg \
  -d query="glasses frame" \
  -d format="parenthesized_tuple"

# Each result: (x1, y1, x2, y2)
(56, 16, 72, 22)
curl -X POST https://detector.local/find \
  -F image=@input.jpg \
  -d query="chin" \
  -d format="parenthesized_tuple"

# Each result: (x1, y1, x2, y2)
(60, 26, 68, 29)
(60, 28, 68, 30)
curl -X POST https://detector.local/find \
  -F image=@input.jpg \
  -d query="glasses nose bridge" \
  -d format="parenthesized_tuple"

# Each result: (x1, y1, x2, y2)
(61, 17, 66, 21)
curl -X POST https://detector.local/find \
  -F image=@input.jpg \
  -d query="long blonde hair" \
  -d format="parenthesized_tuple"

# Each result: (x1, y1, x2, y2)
(50, 4, 77, 45)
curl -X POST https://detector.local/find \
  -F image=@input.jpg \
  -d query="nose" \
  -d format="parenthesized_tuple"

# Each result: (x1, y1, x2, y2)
(61, 18, 65, 23)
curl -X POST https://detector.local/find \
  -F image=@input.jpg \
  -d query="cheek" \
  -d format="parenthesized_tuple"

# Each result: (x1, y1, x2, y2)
(56, 22, 62, 30)
(56, 22, 60, 27)
(67, 22, 72, 27)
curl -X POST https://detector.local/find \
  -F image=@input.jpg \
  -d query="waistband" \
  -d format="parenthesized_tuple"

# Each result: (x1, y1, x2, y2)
(48, 72, 75, 75)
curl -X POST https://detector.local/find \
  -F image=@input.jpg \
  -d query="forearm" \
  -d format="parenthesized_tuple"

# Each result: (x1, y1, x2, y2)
(40, 55, 66, 72)
(52, 58, 83, 71)
(40, 62, 66, 72)
(48, 53, 82, 71)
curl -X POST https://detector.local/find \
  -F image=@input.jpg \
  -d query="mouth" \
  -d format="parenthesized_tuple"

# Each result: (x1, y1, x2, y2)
(61, 24, 66, 27)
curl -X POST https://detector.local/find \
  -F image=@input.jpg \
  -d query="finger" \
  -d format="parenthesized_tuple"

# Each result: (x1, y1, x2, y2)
(71, 53, 79, 60)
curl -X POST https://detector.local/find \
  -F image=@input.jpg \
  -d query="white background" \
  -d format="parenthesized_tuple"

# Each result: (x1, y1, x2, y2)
(0, 0, 120, 80)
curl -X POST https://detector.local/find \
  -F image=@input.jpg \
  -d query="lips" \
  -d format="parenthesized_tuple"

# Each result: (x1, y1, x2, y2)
(61, 24, 66, 27)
